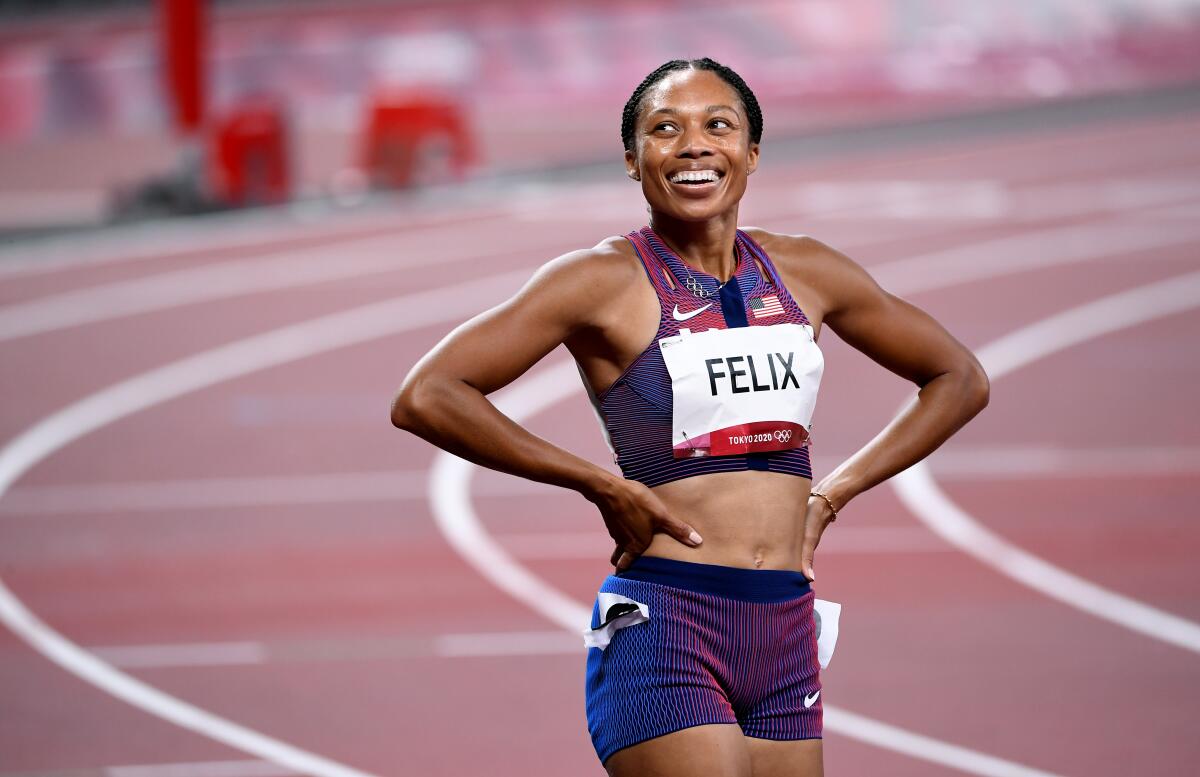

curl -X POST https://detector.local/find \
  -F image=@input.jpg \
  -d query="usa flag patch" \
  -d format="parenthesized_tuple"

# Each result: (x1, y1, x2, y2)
(749, 294, 784, 318)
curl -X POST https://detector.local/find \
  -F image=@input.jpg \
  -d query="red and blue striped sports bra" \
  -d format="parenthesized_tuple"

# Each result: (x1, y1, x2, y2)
(589, 226, 818, 488)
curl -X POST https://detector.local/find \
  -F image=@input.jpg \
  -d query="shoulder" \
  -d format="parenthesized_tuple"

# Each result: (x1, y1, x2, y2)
(740, 227, 880, 317)
(525, 234, 642, 291)
(739, 226, 842, 268)
(507, 233, 647, 330)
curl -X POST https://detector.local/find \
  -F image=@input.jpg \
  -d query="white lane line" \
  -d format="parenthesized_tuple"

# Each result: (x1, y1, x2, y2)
(6, 194, 1196, 347)
(105, 761, 299, 777)
(0, 470, 548, 515)
(5, 444, 1197, 516)
(894, 270, 1200, 655)
(89, 642, 267, 669)
(792, 179, 1200, 222)
(821, 707, 1059, 777)
(0, 224, 574, 342)
(874, 219, 1200, 297)
(7, 443, 1197, 516)
(0, 269, 535, 777)
(0, 216, 1180, 773)
(429, 359, 1062, 777)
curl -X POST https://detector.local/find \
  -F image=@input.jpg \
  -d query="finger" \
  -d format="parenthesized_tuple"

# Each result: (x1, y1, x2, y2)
(616, 551, 635, 572)
(610, 545, 623, 566)
(663, 519, 703, 546)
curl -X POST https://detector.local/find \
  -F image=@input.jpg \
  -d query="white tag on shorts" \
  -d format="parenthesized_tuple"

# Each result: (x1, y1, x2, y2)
(813, 598, 842, 669)
(582, 593, 650, 651)
(658, 323, 823, 458)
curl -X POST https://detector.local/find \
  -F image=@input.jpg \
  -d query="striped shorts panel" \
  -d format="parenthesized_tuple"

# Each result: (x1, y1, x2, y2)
(584, 555, 822, 765)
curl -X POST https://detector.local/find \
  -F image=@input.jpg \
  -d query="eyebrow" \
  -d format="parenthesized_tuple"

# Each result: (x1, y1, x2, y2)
(647, 104, 739, 117)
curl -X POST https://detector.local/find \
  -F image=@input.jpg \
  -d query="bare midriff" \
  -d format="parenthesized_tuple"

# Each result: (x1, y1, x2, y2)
(641, 469, 812, 572)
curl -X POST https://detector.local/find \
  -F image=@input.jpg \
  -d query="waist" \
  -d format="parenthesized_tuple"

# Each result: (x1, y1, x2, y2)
(616, 555, 812, 603)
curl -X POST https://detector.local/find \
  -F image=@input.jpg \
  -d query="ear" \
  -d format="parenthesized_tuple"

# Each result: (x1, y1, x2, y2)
(746, 141, 760, 175)
(624, 148, 640, 181)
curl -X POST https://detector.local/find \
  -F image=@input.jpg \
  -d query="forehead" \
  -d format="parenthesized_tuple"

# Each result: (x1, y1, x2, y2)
(641, 68, 743, 116)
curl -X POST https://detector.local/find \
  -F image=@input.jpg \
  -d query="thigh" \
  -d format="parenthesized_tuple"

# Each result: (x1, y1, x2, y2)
(606, 723, 752, 777)
(745, 737, 823, 777)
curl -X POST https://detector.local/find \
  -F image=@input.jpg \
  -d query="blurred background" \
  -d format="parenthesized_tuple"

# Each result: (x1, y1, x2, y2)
(2, 0, 1199, 232)
(2, 1, 1199, 776)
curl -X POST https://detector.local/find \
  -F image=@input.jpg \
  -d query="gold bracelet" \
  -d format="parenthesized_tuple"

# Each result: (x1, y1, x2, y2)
(809, 490, 838, 522)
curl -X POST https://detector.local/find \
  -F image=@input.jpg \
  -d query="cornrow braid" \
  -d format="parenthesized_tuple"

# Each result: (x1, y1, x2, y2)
(620, 58, 763, 153)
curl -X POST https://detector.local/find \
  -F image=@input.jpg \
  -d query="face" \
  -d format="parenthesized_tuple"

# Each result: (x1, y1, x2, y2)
(625, 68, 759, 223)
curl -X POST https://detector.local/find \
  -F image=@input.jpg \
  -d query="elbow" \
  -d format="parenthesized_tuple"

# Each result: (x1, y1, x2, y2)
(965, 360, 990, 413)
(390, 376, 433, 432)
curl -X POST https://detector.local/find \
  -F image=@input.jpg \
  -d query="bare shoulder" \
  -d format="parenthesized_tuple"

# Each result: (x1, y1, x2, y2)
(525, 234, 641, 298)
(740, 226, 879, 320)
(506, 233, 646, 336)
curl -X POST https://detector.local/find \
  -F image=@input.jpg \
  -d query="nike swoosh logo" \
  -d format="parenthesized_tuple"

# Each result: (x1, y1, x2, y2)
(673, 303, 713, 321)
(803, 691, 821, 708)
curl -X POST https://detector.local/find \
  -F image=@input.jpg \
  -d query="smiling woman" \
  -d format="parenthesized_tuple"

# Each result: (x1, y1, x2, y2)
(391, 57, 989, 777)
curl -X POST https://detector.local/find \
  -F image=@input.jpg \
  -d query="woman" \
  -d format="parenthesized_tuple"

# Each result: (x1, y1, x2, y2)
(391, 58, 989, 777)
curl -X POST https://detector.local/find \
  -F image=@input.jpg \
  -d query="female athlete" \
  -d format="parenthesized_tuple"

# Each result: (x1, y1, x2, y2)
(391, 58, 989, 777)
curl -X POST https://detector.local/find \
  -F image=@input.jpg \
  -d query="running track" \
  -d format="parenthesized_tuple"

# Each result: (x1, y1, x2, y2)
(1, 103, 1198, 776)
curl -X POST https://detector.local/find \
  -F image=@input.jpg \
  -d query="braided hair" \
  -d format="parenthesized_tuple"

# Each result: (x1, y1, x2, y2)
(621, 58, 763, 153)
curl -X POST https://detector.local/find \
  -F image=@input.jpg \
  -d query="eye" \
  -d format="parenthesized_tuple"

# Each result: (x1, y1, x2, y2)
(653, 121, 678, 132)
(710, 118, 734, 130)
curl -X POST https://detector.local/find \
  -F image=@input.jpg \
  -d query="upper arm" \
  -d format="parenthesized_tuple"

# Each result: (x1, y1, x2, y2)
(398, 242, 631, 399)
(802, 236, 989, 392)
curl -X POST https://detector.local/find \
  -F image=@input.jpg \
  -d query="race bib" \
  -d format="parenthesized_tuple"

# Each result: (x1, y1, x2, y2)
(659, 323, 823, 458)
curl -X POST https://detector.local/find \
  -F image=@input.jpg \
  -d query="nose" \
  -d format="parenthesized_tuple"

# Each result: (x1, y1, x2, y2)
(676, 123, 716, 159)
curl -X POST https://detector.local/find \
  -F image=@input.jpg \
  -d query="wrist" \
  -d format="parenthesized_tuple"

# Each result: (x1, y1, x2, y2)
(808, 490, 839, 522)
(580, 468, 622, 505)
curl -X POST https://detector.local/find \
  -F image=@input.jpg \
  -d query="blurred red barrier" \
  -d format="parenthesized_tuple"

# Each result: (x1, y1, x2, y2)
(209, 99, 290, 206)
(361, 91, 474, 189)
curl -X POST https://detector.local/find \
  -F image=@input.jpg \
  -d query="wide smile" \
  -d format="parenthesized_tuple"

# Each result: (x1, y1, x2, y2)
(666, 168, 725, 197)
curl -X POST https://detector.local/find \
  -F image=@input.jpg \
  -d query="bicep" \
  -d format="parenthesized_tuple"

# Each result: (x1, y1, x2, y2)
(817, 242, 983, 388)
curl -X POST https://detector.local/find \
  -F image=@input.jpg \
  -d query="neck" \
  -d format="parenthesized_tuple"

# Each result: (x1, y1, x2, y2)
(648, 208, 740, 282)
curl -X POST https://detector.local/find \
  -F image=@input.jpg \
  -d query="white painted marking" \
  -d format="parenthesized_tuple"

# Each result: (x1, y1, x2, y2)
(823, 707, 1060, 777)
(793, 179, 1200, 222)
(0, 269, 535, 777)
(894, 270, 1200, 654)
(0, 225, 572, 342)
(0, 470, 550, 515)
(1, 211, 1186, 772)
(89, 642, 267, 669)
(105, 760, 299, 777)
(874, 219, 1200, 296)
(429, 359, 1063, 777)
(5, 444, 1195, 516)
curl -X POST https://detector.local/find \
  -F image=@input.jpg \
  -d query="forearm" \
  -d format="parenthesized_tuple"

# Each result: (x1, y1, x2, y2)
(814, 367, 988, 512)
(392, 376, 616, 501)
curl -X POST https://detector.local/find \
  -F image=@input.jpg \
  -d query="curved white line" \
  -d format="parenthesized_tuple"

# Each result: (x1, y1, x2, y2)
(5, 201, 1197, 344)
(894, 269, 1200, 653)
(0, 268, 532, 777)
(1, 213, 1191, 773)
(428, 360, 1061, 777)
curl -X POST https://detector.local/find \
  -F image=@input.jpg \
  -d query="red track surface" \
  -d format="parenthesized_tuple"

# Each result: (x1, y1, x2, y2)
(1, 107, 1198, 776)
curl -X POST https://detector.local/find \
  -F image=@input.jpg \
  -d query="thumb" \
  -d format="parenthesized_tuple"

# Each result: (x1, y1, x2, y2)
(667, 519, 703, 546)
(800, 537, 816, 582)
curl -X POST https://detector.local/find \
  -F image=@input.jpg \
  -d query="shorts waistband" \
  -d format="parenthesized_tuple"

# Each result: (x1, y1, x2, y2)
(615, 555, 812, 603)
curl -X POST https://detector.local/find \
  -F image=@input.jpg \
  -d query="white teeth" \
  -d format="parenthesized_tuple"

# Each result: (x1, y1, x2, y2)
(671, 170, 720, 184)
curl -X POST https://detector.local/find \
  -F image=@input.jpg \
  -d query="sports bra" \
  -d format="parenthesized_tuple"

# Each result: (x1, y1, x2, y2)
(586, 226, 823, 488)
